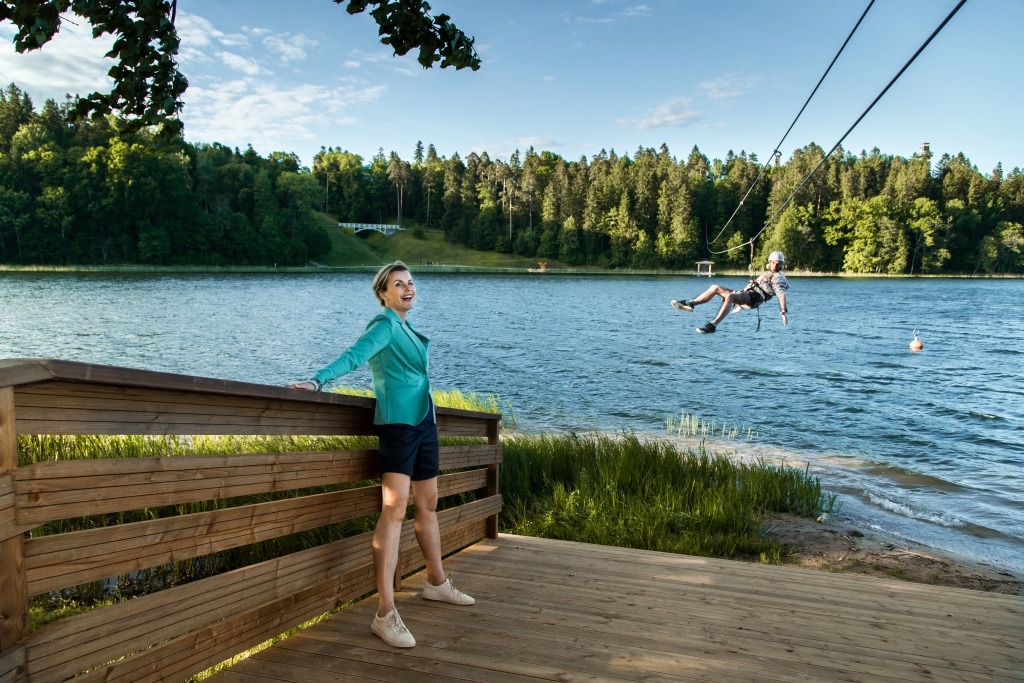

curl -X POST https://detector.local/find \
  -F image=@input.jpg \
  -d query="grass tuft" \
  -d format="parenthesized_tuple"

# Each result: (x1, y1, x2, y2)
(499, 431, 834, 563)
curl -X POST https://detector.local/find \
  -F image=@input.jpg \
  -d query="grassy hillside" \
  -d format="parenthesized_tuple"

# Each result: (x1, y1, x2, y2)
(315, 214, 562, 269)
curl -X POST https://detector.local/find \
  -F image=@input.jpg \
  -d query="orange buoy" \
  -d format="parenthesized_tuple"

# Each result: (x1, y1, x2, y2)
(909, 329, 923, 352)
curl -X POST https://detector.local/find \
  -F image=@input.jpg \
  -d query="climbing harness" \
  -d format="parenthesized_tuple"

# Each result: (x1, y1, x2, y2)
(707, 0, 876, 249)
(709, 0, 970, 258)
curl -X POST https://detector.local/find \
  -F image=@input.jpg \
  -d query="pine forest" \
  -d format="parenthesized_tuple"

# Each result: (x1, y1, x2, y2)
(1, 84, 1021, 274)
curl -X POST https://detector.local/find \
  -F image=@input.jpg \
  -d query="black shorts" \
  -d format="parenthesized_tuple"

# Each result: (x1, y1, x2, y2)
(735, 289, 765, 308)
(375, 399, 439, 481)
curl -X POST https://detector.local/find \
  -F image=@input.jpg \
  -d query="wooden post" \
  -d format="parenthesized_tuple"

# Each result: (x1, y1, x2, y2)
(485, 419, 500, 539)
(0, 387, 29, 653)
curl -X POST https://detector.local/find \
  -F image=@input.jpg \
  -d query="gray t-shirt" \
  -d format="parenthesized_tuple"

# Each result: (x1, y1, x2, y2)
(749, 271, 789, 300)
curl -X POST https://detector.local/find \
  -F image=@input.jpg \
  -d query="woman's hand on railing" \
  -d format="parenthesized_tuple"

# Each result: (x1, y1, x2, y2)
(286, 382, 317, 391)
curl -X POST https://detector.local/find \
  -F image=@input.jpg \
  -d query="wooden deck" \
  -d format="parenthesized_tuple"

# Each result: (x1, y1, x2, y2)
(209, 534, 1023, 683)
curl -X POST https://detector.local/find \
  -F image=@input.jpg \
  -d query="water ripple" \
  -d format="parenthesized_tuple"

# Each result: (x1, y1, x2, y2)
(1, 272, 1022, 569)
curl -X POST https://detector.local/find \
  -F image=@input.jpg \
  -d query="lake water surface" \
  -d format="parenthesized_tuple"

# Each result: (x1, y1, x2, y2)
(2, 272, 1022, 571)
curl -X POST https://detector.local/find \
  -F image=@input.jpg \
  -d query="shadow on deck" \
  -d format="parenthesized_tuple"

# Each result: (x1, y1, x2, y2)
(210, 534, 1024, 683)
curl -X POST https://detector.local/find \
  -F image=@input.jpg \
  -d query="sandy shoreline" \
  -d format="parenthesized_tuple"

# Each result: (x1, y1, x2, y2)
(753, 512, 1023, 595)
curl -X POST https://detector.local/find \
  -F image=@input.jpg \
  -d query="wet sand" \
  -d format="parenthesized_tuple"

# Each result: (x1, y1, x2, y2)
(754, 512, 1023, 595)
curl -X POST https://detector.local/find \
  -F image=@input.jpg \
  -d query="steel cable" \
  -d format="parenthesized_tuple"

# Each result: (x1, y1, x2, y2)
(710, 0, 969, 256)
(707, 0, 876, 248)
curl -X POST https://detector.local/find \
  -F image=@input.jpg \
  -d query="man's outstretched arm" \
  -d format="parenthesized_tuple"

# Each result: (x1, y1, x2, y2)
(778, 293, 788, 326)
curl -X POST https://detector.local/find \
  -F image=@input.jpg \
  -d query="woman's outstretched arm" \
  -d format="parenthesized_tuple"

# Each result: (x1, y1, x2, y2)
(289, 318, 393, 390)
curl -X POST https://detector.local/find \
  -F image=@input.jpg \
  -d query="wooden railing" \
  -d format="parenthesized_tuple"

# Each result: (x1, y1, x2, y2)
(0, 359, 502, 683)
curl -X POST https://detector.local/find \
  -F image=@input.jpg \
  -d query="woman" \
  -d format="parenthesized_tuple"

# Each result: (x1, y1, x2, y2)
(288, 261, 473, 648)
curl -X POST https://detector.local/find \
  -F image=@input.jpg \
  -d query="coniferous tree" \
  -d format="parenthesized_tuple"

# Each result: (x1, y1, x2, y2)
(0, 82, 1018, 273)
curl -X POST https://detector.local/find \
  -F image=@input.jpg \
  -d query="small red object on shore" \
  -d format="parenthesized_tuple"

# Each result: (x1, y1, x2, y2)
(909, 329, 923, 352)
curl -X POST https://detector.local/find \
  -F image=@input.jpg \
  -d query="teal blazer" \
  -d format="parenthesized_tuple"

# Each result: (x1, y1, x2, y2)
(314, 307, 433, 426)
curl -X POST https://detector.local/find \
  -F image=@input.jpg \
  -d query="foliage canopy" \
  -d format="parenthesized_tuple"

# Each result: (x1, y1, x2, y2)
(0, 0, 479, 148)
(1, 83, 1021, 274)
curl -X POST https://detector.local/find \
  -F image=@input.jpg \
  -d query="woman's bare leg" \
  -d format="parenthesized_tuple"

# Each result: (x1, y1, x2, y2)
(411, 477, 445, 586)
(690, 284, 732, 305)
(374, 472, 410, 617)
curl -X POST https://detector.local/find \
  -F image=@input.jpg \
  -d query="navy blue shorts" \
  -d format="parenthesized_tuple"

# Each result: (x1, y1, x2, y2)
(375, 400, 439, 481)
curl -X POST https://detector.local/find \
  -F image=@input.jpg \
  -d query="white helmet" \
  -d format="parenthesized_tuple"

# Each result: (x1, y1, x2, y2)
(768, 251, 785, 263)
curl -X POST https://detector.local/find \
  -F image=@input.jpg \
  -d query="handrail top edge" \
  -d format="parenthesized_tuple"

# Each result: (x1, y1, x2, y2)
(0, 358, 501, 420)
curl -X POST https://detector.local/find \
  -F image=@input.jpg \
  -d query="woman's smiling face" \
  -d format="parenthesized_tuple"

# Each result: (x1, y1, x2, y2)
(381, 270, 415, 316)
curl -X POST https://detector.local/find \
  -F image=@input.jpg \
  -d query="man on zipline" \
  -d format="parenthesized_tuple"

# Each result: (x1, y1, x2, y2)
(671, 251, 789, 334)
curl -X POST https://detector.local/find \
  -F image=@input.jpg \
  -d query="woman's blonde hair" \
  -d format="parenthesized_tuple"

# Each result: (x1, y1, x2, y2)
(372, 261, 410, 305)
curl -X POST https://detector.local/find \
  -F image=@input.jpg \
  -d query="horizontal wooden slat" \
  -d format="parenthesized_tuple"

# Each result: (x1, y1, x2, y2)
(16, 382, 500, 429)
(14, 388, 368, 423)
(25, 495, 500, 683)
(0, 645, 25, 683)
(14, 444, 500, 526)
(436, 444, 503, 469)
(14, 381, 366, 413)
(13, 380, 377, 437)
(1, 360, 501, 421)
(436, 412, 494, 438)
(73, 520, 487, 683)
(7, 364, 498, 438)
(1, 360, 375, 409)
(25, 469, 488, 595)
(0, 360, 52, 390)
(15, 450, 375, 526)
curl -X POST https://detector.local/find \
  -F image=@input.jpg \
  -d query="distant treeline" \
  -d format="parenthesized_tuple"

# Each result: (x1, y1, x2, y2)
(2, 82, 1021, 272)
(317, 140, 1023, 275)
(0, 85, 330, 266)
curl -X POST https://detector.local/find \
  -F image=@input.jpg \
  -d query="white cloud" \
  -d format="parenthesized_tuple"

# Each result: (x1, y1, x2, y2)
(0, 17, 115, 101)
(618, 97, 702, 130)
(177, 13, 247, 49)
(467, 137, 595, 159)
(346, 49, 392, 64)
(543, 75, 555, 82)
(176, 13, 248, 66)
(217, 51, 264, 75)
(181, 78, 387, 152)
(574, 3, 652, 23)
(343, 60, 360, 68)
(263, 33, 316, 63)
(700, 75, 759, 101)
(620, 5, 652, 17)
(515, 137, 558, 149)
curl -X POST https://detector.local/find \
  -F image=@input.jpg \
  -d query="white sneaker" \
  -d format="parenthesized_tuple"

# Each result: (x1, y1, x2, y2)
(422, 575, 475, 606)
(671, 299, 694, 312)
(371, 609, 416, 648)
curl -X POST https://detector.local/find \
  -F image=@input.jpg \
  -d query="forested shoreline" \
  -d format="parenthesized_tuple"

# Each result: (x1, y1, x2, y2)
(1, 83, 1021, 273)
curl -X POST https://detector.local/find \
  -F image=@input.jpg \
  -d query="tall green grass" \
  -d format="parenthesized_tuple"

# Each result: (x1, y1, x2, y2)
(500, 432, 835, 563)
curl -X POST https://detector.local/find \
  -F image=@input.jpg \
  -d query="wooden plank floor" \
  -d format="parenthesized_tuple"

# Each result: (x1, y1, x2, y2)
(210, 534, 1024, 683)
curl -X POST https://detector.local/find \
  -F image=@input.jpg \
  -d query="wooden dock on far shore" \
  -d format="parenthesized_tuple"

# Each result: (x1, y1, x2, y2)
(211, 533, 1023, 683)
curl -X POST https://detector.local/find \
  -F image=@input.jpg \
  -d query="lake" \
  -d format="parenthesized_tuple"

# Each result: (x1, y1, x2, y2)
(1, 272, 1022, 571)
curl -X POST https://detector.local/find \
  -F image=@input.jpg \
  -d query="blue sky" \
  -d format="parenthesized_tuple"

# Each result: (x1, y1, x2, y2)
(0, 0, 1020, 173)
